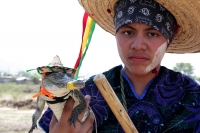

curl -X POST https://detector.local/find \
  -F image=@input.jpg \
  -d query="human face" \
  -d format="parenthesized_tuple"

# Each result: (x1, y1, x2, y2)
(115, 22, 167, 76)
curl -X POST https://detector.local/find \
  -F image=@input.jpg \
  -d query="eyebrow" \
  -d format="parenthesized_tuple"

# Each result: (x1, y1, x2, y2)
(122, 25, 158, 31)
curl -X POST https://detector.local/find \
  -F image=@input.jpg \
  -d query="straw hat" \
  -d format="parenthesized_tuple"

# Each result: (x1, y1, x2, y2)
(37, 55, 76, 74)
(78, 0, 200, 53)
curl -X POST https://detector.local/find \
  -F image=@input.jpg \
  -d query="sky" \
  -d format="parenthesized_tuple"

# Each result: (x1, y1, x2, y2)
(0, 0, 200, 77)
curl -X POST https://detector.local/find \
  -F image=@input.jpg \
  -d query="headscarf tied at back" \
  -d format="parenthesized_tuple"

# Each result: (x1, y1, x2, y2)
(114, 0, 178, 43)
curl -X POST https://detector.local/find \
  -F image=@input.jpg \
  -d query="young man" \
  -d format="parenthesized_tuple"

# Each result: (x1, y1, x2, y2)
(40, 0, 200, 132)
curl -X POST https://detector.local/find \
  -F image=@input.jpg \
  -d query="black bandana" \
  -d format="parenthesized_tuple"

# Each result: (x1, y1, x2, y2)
(114, 0, 178, 42)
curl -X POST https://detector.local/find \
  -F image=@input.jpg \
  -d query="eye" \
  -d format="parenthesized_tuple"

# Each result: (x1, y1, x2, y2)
(124, 31, 134, 35)
(148, 32, 158, 37)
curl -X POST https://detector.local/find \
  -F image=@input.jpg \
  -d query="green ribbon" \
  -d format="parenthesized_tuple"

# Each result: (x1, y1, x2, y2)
(26, 69, 36, 72)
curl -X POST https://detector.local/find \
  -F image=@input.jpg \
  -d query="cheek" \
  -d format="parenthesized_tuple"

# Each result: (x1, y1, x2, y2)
(145, 42, 167, 73)
(116, 37, 125, 55)
(116, 36, 131, 52)
(116, 40, 129, 66)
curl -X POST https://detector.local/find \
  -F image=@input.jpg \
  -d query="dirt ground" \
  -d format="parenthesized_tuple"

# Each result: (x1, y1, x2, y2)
(0, 107, 44, 133)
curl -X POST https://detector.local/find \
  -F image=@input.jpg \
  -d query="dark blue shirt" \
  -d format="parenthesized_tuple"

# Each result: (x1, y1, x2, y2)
(38, 65, 200, 133)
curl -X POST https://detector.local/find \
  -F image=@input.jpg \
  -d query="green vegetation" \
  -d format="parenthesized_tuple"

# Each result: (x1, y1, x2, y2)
(173, 63, 200, 82)
(0, 82, 40, 101)
(0, 70, 41, 102)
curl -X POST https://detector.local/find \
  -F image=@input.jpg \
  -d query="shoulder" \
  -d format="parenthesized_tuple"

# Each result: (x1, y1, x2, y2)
(80, 65, 122, 104)
(152, 66, 200, 107)
(159, 66, 199, 86)
(81, 65, 122, 96)
(85, 65, 122, 85)
(155, 67, 200, 132)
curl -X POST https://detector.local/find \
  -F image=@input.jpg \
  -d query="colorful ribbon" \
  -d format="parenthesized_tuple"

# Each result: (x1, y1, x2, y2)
(74, 12, 96, 80)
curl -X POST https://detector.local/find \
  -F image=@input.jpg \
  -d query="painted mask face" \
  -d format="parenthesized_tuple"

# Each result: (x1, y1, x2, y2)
(116, 22, 167, 75)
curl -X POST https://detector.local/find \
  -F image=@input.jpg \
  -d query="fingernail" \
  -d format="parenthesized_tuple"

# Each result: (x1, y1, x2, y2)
(85, 95, 91, 103)
(85, 95, 90, 98)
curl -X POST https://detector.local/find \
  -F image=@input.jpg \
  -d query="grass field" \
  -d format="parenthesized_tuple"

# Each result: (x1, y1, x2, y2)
(0, 82, 46, 133)
(0, 82, 40, 101)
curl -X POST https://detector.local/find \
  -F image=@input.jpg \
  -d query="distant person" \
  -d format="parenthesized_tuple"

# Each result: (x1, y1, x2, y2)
(39, 0, 200, 132)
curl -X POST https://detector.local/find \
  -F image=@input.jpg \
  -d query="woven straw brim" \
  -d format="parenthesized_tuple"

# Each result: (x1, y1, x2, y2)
(78, 0, 200, 53)
(37, 66, 76, 74)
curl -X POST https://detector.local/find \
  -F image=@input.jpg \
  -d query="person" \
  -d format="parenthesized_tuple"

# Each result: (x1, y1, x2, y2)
(38, 0, 200, 132)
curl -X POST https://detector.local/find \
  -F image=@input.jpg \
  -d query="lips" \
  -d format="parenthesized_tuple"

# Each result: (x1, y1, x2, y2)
(129, 55, 149, 63)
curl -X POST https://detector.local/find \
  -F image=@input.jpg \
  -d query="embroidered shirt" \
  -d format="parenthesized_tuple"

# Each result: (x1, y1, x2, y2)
(38, 65, 200, 133)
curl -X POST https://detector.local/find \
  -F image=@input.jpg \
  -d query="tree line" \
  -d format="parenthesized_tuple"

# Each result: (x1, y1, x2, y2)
(0, 71, 41, 84)
(173, 63, 200, 82)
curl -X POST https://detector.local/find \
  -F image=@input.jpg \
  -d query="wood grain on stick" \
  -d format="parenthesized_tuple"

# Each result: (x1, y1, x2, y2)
(93, 74, 138, 133)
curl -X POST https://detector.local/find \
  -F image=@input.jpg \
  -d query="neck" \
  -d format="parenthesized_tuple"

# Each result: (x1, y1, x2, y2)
(124, 66, 160, 96)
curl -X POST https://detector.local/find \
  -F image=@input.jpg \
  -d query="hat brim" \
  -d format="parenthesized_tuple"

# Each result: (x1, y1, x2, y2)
(37, 66, 76, 74)
(78, 0, 200, 53)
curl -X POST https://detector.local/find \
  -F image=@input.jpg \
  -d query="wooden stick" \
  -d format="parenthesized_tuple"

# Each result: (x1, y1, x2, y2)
(93, 74, 138, 133)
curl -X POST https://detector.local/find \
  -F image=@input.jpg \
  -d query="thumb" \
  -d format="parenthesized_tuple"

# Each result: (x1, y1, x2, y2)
(84, 95, 91, 106)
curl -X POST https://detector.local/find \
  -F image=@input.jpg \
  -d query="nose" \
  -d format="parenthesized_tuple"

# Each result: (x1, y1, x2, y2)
(130, 34, 147, 50)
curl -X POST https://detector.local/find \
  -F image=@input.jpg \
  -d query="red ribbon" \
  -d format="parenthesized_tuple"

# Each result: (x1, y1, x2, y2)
(74, 12, 89, 69)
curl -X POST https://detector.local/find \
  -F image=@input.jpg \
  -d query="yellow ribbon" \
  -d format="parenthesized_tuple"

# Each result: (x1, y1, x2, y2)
(82, 16, 93, 54)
